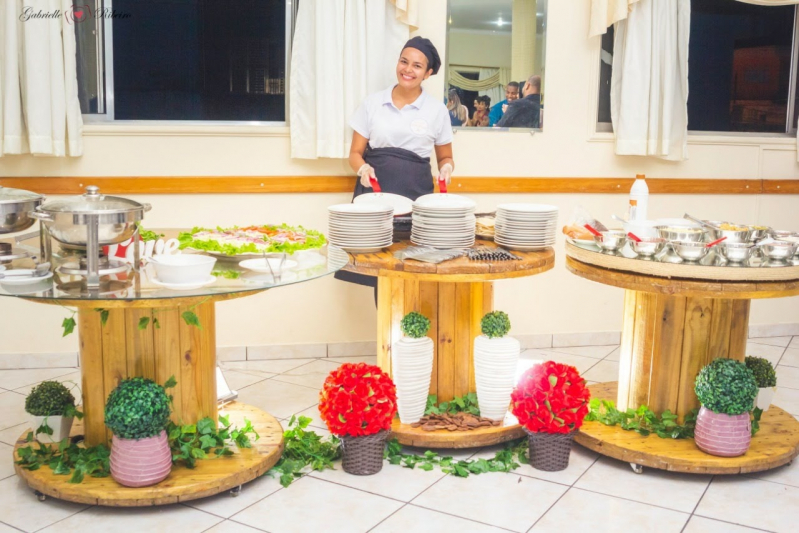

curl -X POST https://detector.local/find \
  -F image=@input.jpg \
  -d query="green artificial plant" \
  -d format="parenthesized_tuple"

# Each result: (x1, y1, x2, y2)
(400, 312, 431, 339)
(694, 358, 758, 415)
(104, 376, 176, 440)
(745, 356, 777, 388)
(480, 311, 511, 339)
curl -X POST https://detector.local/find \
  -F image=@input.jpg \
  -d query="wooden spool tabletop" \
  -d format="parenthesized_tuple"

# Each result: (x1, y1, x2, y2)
(13, 402, 284, 506)
(575, 383, 799, 474)
(391, 414, 525, 449)
(566, 250, 799, 300)
(344, 240, 555, 281)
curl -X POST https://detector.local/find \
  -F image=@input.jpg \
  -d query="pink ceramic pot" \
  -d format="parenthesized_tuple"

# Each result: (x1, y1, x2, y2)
(110, 430, 172, 487)
(694, 406, 751, 457)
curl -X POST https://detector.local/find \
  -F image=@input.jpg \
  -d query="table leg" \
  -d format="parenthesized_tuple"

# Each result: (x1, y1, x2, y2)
(617, 290, 750, 418)
(78, 301, 218, 446)
(376, 277, 493, 402)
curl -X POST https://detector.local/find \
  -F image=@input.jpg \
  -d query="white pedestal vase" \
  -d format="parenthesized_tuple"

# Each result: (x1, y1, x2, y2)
(474, 335, 521, 421)
(756, 386, 776, 412)
(392, 336, 434, 424)
(31, 415, 74, 444)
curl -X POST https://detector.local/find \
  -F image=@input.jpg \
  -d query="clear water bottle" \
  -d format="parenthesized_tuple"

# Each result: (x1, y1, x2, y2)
(629, 174, 649, 222)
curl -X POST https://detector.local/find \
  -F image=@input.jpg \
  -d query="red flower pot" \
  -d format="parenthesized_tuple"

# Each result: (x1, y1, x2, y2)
(694, 406, 751, 457)
(110, 430, 172, 487)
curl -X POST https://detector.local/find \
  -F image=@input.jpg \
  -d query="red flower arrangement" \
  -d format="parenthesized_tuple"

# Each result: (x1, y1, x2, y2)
(510, 361, 591, 434)
(319, 363, 398, 437)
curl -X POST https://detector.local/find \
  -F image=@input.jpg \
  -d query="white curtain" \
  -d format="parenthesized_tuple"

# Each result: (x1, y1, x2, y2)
(589, 0, 642, 37)
(290, 0, 411, 159)
(478, 68, 504, 108)
(0, 0, 83, 157)
(448, 67, 511, 93)
(611, 0, 690, 161)
(389, 0, 418, 30)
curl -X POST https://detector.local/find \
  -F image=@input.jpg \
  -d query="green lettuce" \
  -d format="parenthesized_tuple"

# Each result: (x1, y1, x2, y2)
(178, 225, 327, 256)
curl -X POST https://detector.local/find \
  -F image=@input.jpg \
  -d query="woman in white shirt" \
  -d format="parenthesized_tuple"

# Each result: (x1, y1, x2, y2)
(348, 36, 455, 200)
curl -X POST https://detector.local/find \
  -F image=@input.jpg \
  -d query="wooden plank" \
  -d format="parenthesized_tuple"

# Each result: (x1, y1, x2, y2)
(0, 176, 773, 195)
(616, 290, 638, 411)
(728, 300, 751, 361)
(676, 298, 714, 418)
(575, 382, 799, 474)
(648, 296, 687, 414)
(101, 309, 128, 444)
(77, 309, 107, 447)
(13, 402, 284, 507)
(376, 277, 394, 377)
(708, 299, 734, 361)
(436, 283, 457, 402)
(419, 281, 439, 396)
(453, 284, 472, 398)
(628, 293, 657, 409)
(390, 417, 525, 449)
(403, 279, 420, 313)
(153, 307, 184, 424)
(124, 308, 155, 380)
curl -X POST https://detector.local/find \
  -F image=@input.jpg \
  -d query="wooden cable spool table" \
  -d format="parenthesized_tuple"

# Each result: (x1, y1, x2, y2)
(565, 242, 799, 474)
(343, 240, 554, 448)
(2, 234, 348, 505)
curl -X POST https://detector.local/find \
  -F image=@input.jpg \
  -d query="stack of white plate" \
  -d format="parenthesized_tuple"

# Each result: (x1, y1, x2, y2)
(494, 204, 559, 251)
(411, 193, 477, 249)
(328, 204, 394, 253)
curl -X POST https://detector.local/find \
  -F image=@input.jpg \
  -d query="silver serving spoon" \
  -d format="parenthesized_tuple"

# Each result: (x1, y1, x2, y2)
(684, 213, 720, 232)
(0, 262, 51, 280)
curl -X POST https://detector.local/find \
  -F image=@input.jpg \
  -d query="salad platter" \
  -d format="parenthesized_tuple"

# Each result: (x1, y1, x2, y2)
(178, 224, 327, 260)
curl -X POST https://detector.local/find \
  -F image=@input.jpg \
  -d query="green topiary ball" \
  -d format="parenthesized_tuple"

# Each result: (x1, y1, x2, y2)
(25, 381, 76, 417)
(745, 356, 777, 388)
(401, 312, 431, 339)
(105, 377, 172, 440)
(694, 358, 757, 415)
(481, 311, 511, 339)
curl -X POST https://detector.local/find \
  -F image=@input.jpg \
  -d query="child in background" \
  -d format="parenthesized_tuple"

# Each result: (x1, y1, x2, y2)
(467, 95, 491, 127)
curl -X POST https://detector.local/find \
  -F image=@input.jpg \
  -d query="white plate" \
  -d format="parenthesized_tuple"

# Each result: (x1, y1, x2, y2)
(414, 193, 476, 209)
(0, 271, 54, 285)
(497, 203, 558, 213)
(151, 276, 216, 290)
(354, 193, 412, 216)
(328, 203, 393, 215)
(0, 266, 5, 272)
(239, 258, 299, 274)
(495, 243, 551, 251)
(339, 246, 390, 253)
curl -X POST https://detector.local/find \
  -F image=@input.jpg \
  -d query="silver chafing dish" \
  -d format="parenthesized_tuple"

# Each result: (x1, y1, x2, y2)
(0, 185, 43, 234)
(30, 186, 151, 287)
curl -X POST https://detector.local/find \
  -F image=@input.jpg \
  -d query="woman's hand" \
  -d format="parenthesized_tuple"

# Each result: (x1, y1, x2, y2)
(438, 163, 453, 185)
(358, 163, 377, 188)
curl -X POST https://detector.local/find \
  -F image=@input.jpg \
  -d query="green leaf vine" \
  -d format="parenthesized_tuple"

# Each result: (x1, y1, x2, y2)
(585, 399, 698, 439)
(424, 393, 480, 416)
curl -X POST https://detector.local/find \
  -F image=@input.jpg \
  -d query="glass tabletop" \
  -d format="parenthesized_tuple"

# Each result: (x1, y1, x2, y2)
(0, 229, 349, 301)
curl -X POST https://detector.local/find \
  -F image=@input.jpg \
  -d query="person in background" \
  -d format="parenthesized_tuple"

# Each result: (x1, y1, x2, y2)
(447, 88, 469, 127)
(467, 95, 491, 127)
(496, 75, 541, 129)
(488, 81, 520, 126)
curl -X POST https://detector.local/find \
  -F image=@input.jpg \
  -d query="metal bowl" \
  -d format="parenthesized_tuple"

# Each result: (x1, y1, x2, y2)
(760, 240, 799, 261)
(747, 225, 772, 242)
(770, 230, 798, 240)
(670, 241, 710, 262)
(702, 221, 750, 243)
(628, 237, 666, 257)
(655, 225, 706, 243)
(31, 186, 150, 246)
(0, 186, 43, 234)
(594, 230, 626, 252)
(718, 242, 754, 263)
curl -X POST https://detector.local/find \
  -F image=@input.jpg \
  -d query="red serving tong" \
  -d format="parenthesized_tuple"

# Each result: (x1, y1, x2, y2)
(584, 224, 602, 237)
(368, 177, 382, 193)
(438, 176, 448, 194)
(706, 236, 727, 248)
(627, 232, 642, 243)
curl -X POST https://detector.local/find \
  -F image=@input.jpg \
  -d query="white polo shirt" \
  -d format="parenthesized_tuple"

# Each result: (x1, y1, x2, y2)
(350, 85, 453, 159)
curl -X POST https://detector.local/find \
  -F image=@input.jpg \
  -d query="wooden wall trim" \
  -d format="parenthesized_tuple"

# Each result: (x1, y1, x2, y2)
(0, 176, 795, 195)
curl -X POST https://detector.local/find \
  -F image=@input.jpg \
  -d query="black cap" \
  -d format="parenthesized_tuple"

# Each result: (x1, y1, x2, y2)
(402, 36, 441, 75)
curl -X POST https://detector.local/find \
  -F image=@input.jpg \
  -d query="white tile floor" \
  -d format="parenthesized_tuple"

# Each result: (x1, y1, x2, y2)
(0, 337, 797, 532)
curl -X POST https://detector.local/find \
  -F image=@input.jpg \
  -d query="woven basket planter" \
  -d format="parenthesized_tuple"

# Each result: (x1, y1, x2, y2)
(340, 430, 388, 476)
(525, 429, 576, 472)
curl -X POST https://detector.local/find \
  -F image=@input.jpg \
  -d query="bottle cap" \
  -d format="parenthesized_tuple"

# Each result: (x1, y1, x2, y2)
(636, 174, 646, 180)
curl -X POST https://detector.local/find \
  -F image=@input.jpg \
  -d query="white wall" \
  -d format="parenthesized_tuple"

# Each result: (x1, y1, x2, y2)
(1, 0, 798, 356)
(449, 29, 512, 69)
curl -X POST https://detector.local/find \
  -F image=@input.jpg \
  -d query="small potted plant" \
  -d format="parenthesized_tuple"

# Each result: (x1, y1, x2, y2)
(25, 381, 82, 444)
(694, 358, 758, 457)
(319, 363, 397, 475)
(745, 356, 777, 412)
(393, 312, 434, 424)
(510, 361, 591, 471)
(474, 311, 520, 421)
(105, 377, 174, 487)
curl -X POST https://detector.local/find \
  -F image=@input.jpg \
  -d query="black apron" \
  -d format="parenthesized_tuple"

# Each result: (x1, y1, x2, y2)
(335, 146, 433, 288)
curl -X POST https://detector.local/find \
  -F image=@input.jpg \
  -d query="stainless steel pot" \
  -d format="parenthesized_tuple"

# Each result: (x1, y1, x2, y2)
(30, 186, 151, 246)
(0, 185, 43, 234)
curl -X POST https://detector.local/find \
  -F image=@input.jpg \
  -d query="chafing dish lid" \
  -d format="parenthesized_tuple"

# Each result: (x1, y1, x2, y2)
(0, 185, 43, 205)
(39, 185, 144, 214)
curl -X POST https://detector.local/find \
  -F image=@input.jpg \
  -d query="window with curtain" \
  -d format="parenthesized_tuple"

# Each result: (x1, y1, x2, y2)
(597, 0, 799, 134)
(76, 0, 296, 123)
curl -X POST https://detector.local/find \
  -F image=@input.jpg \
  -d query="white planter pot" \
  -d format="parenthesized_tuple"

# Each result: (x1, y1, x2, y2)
(30, 415, 74, 444)
(756, 386, 777, 412)
(474, 335, 520, 421)
(392, 336, 434, 424)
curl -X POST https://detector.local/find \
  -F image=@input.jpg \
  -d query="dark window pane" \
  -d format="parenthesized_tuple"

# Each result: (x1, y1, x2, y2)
(113, 0, 285, 121)
(689, 0, 794, 132)
(75, 0, 102, 114)
(597, 26, 614, 124)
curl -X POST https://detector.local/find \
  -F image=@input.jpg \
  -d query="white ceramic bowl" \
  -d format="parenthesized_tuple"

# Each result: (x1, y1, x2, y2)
(150, 254, 216, 284)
